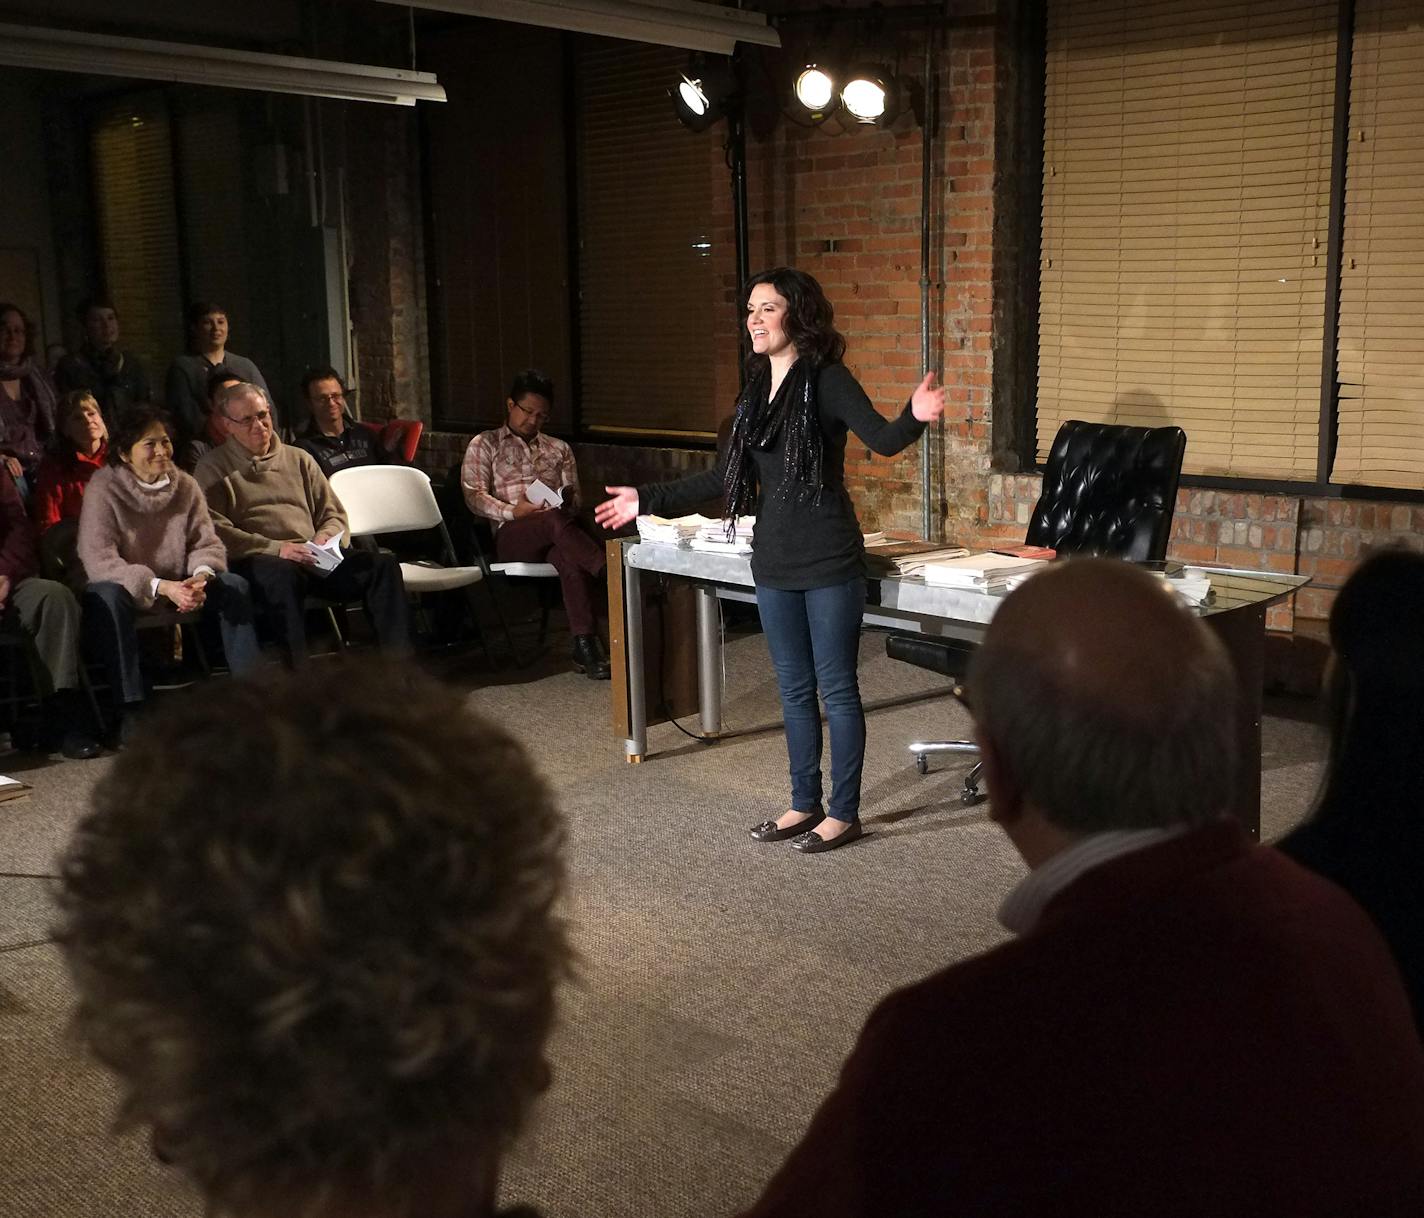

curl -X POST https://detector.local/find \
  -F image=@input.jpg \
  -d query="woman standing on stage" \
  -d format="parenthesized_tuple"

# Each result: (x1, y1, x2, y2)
(595, 267, 945, 853)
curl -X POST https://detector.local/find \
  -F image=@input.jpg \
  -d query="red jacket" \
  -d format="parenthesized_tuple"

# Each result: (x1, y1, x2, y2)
(0, 473, 38, 585)
(31, 443, 107, 535)
(741, 822, 1424, 1218)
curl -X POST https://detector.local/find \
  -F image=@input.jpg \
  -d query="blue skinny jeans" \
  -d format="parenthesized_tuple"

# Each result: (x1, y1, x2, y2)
(756, 576, 867, 823)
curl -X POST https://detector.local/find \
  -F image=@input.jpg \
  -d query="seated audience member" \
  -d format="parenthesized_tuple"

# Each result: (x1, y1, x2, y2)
(462, 370, 608, 679)
(196, 382, 410, 664)
(1277, 549, 1424, 1037)
(78, 405, 262, 741)
(294, 366, 393, 477)
(178, 366, 240, 471)
(0, 301, 56, 485)
(33, 390, 108, 536)
(0, 472, 99, 758)
(55, 296, 150, 424)
(56, 661, 569, 1218)
(741, 559, 1424, 1218)
(165, 301, 270, 447)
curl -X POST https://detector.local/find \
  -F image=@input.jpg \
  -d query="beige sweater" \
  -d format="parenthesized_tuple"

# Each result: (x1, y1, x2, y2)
(77, 465, 227, 609)
(196, 433, 347, 561)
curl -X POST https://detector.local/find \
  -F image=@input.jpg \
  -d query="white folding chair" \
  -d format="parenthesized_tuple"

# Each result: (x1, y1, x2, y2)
(331, 466, 492, 660)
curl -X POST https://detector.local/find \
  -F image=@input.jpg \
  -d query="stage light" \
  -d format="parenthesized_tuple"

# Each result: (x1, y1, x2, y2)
(794, 64, 835, 111)
(841, 66, 902, 126)
(672, 53, 734, 132)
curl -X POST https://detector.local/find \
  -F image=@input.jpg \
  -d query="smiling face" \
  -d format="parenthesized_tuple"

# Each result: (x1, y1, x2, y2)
(0, 309, 28, 365)
(746, 284, 794, 361)
(124, 421, 174, 483)
(84, 306, 120, 351)
(193, 310, 229, 352)
(64, 396, 108, 453)
(307, 376, 348, 436)
(224, 388, 274, 457)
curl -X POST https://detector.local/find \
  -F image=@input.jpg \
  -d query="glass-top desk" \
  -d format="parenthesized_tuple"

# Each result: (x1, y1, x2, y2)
(607, 539, 1309, 837)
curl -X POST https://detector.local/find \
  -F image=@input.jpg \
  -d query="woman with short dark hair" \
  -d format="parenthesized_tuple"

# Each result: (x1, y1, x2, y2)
(78, 404, 262, 739)
(1276, 548, 1424, 1036)
(164, 301, 270, 447)
(597, 267, 945, 852)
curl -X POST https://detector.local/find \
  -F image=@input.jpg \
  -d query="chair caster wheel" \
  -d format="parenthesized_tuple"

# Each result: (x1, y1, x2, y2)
(915, 754, 929, 775)
(961, 788, 985, 807)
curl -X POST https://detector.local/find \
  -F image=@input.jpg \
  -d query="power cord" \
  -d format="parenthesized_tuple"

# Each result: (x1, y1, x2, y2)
(653, 574, 718, 744)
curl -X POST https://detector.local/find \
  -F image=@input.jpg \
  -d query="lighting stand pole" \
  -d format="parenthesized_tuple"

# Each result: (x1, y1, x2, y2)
(729, 58, 751, 387)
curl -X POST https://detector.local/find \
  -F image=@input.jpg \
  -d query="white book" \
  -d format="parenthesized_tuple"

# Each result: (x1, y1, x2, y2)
(303, 529, 345, 575)
(526, 479, 564, 509)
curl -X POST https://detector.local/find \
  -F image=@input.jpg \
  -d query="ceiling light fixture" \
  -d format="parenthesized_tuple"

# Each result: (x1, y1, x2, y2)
(0, 22, 446, 105)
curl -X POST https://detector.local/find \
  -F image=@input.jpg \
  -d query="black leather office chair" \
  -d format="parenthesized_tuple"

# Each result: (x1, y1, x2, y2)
(889, 419, 1187, 802)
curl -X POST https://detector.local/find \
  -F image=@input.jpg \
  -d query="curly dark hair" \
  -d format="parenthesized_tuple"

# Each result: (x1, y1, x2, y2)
(55, 660, 570, 1218)
(106, 404, 175, 466)
(740, 266, 847, 372)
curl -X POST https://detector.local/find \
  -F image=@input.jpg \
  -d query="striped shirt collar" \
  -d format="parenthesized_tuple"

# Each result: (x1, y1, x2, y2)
(997, 826, 1190, 936)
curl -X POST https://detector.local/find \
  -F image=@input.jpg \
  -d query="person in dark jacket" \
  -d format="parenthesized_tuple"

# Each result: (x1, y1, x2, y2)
(597, 267, 945, 850)
(54, 296, 150, 426)
(293, 366, 390, 477)
(1276, 547, 1424, 1037)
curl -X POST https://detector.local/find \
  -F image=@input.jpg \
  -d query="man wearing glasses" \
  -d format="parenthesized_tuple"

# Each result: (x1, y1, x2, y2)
(462, 369, 608, 679)
(196, 382, 410, 663)
(294, 366, 391, 478)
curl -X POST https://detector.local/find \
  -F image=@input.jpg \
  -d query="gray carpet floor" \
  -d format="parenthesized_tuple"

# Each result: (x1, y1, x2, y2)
(0, 630, 1328, 1218)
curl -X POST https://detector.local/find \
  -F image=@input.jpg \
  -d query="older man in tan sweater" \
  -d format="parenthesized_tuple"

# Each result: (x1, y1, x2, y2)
(196, 383, 410, 663)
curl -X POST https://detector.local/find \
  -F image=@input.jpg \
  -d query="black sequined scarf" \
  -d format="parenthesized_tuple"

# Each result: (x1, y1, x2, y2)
(722, 361, 824, 535)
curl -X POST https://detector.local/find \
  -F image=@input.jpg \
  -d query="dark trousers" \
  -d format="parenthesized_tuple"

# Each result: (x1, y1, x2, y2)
(495, 509, 606, 635)
(84, 573, 263, 704)
(240, 550, 411, 663)
(756, 577, 868, 823)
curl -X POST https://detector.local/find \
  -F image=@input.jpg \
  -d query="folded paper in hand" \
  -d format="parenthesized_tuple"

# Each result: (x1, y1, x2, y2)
(303, 529, 345, 575)
(526, 479, 563, 509)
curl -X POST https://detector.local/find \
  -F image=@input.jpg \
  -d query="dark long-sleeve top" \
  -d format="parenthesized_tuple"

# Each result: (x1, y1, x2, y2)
(637, 362, 926, 590)
(0, 471, 39, 585)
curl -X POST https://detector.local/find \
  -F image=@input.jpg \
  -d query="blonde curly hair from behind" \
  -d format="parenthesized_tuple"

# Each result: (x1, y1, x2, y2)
(56, 660, 570, 1218)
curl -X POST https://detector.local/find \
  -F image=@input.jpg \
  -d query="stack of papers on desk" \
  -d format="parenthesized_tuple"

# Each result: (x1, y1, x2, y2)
(1162, 569, 1213, 606)
(921, 553, 1049, 589)
(863, 540, 970, 577)
(689, 517, 754, 555)
(636, 514, 714, 545)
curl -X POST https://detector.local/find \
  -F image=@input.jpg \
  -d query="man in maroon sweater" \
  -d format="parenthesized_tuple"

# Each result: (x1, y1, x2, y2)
(742, 559, 1424, 1218)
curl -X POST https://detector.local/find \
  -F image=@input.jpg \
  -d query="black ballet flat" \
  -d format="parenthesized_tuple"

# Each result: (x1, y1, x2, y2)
(791, 820, 864, 853)
(749, 811, 825, 842)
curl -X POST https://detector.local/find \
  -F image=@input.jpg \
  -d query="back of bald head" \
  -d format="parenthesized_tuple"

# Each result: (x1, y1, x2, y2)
(967, 559, 1237, 834)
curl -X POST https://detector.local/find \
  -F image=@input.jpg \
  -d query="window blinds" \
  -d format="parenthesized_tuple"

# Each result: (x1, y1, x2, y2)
(91, 99, 184, 389)
(1038, 0, 1337, 479)
(1331, 0, 1424, 488)
(576, 40, 721, 436)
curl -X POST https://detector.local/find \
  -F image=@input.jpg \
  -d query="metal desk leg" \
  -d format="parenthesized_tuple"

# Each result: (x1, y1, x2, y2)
(696, 585, 721, 737)
(623, 561, 646, 763)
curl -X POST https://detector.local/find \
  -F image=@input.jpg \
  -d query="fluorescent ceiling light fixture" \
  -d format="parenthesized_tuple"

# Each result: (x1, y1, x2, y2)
(0, 22, 446, 105)
(793, 65, 834, 111)
(392, 0, 779, 55)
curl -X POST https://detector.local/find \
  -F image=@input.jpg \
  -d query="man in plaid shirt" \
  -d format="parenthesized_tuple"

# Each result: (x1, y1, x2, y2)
(461, 369, 609, 679)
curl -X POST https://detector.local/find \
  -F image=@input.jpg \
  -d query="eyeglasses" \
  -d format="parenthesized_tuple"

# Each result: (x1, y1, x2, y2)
(512, 401, 550, 422)
(227, 409, 272, 430)
(311, 392, 346, 404)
